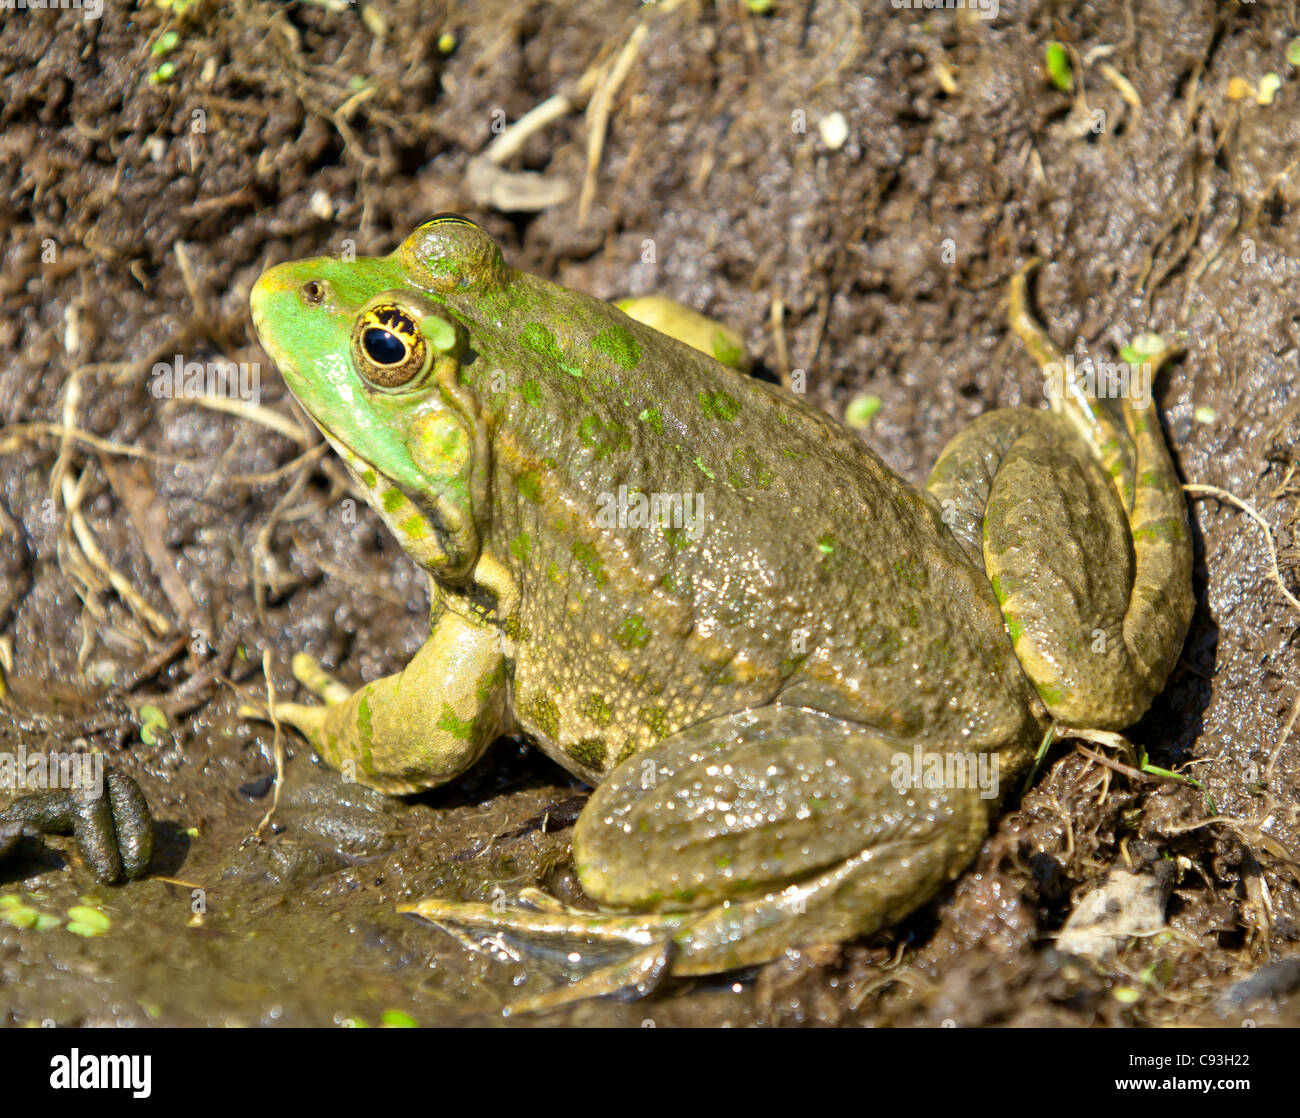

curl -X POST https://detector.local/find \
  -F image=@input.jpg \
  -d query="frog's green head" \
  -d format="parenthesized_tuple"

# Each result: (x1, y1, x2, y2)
(249, 216, 508, 581)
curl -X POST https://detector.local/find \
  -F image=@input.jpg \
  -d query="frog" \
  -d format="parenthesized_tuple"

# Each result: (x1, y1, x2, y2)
(245, 214, 1193, 1008)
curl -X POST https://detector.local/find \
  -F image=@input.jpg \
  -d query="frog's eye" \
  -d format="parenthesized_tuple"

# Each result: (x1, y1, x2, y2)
(350, 303, 430, 389)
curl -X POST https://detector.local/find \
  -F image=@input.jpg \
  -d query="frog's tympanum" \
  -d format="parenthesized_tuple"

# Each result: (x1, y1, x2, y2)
(247, 216, 1193, 1005)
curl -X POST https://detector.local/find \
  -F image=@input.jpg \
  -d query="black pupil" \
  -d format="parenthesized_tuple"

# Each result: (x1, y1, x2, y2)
(363, 327, 407, 366)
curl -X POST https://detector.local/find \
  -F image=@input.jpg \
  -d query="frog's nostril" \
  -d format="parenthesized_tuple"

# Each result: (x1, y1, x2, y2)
(301, 280, 325, 306)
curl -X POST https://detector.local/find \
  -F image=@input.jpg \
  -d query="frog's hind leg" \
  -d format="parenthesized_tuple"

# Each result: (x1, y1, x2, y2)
(580, 706, 994, 974)
(403, 705, 994, 1009)
(930, 260, 1193, 729)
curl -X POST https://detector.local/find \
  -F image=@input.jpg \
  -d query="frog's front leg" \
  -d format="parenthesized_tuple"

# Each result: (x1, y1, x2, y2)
(244, 600, 507, 796)
(403, 704, 996, 1007)
(614, 295, 751, 371)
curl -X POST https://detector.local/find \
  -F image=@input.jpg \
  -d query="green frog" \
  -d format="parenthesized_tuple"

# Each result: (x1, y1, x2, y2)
(245, 215, 1193, 1006)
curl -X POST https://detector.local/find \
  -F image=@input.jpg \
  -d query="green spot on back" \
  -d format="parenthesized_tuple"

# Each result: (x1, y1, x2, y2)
(503, 614, 532, 642)
(381, 488, 406, 514)
(663, 525, 693, 552)
(1132, 518, 1185, 543)
(571, 540, 607, 586)
(892, 555, 927, 589)
(510, 531, 532, 563)
(357, 692, 376, 774)
(578, 415, 631, 459)
(701, 658, 736, 685)
(517, 472, 543, 504)
(531, 694, 560, 739)
(855, 624, 901, 666)
(578, 693, 613, 727)
(520, 379, 542, 406)
(639, 407, 664, 435)
(614, 614, 651, 650)
(568, 737, 608, 769)
(1033, 679, 1065, 706)
(697, 389, 740, 422)
(475, 660, 506, 702)
(591, 325, 641, 370)
(727, 446, 773, 489)
(638, 705, 671, 739)
(400, 514, 428, 540)
(437, 703, 476, 742)
(520, 322, 563, 362)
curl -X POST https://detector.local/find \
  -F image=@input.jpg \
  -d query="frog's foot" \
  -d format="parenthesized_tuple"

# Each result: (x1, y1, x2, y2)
(405, 704, 994, 1010)
(929, 262, 1194, 730)
(400, 893, 690, 1013)
(238, 652, 350, 745)
(0, 768, 153, 884)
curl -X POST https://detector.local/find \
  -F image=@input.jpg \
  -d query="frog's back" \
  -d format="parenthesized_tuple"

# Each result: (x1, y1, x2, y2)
(461, 275, 1036, 779)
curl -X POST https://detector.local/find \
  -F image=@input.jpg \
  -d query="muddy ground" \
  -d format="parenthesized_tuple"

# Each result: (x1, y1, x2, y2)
(1, 0, 1299, 1027)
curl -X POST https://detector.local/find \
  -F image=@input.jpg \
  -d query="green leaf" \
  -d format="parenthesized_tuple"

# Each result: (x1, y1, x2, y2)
(844, 395, 881, 429)
(1046, 42, 1073, 93)
(139, 704, 168, 746)
(152, 30, 180, 57)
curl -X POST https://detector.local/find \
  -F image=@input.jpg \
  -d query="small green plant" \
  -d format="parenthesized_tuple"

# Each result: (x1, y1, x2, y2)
(1046, 41, 1073, 93)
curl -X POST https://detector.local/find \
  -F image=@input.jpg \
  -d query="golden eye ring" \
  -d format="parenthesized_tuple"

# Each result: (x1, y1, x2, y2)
(350, 303, 429, 388)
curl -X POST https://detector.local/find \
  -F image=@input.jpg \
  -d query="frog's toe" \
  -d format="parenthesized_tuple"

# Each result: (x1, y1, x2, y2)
(290, 653, 353, 704)
(400, 894, 692, 945)
(69, 770, 154, 884)
(239, 657, 353, 758)
(0, 769, 153, 884)
(238, 692, 331, 751)
(398, 893, 689, 1012)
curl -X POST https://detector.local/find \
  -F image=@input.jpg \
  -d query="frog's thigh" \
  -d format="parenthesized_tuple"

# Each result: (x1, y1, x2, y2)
(269, 606, 506, 795)
(573, 705, 991, 974)
(981, 418, 1152, 727)
(926, 407, 1042, 566)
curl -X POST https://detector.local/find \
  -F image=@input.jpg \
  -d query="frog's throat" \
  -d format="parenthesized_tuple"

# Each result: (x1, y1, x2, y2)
(317, 424, 483, 582)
